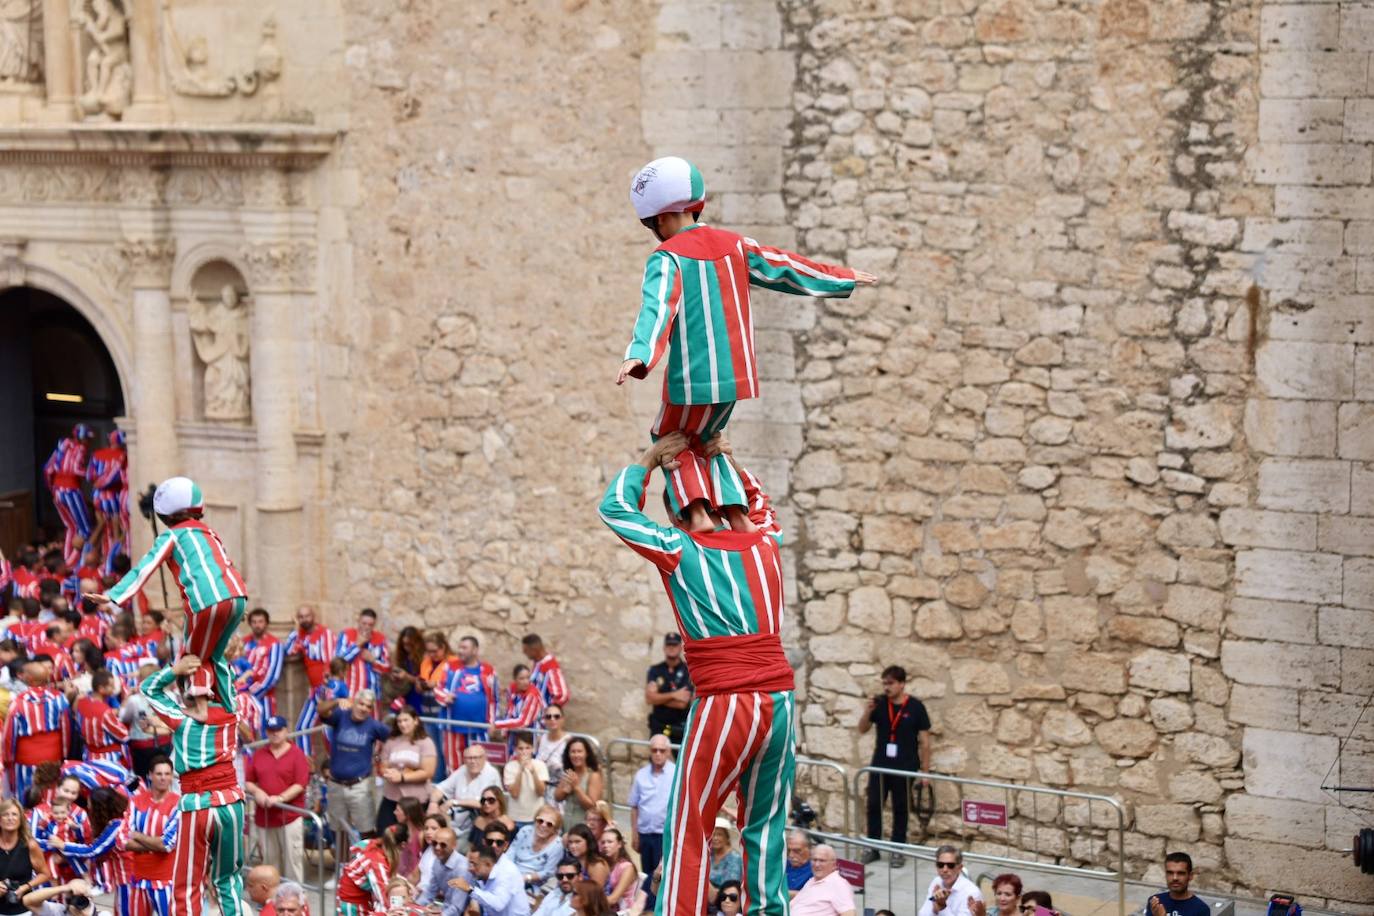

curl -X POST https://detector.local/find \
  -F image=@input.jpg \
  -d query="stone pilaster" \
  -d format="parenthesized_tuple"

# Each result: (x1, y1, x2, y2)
(39, 0, 75, 121)
(120, 239, 179, 490)
(240, 240, 316, 614)
(124, 0, 170, 122)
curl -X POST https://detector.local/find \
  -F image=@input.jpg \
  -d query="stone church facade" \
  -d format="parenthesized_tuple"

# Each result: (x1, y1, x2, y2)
(2, 0, 1368, 904)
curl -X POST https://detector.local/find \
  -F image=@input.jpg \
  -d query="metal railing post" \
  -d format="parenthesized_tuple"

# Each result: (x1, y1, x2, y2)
(244, 796, 329, 916)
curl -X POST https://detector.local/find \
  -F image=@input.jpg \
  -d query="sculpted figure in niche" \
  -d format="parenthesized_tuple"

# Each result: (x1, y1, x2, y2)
(0, 0, 40, 84)
(74, 0, 131, 118)
(190, 284, 252, 421)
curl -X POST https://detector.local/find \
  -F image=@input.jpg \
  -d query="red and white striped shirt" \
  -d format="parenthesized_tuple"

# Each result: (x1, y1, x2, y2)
(529, 653, 569, 707)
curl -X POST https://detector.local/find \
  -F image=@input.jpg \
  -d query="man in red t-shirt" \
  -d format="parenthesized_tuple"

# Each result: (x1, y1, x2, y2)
(245, 716, 311, 884)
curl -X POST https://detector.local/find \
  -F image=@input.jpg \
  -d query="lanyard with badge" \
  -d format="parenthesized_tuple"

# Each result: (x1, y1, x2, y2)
(886, 696, 907, 759)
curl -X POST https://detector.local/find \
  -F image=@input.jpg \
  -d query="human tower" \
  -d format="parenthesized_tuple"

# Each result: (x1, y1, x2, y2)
(602, 157, 877, 916)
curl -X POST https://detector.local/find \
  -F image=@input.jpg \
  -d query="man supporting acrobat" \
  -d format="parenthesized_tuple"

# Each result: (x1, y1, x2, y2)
(599, 431, 793, 916)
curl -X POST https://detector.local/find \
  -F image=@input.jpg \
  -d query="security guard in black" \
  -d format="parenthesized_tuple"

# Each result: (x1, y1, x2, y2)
(858, 665, 931, 851)
(645, 632, 693, 742)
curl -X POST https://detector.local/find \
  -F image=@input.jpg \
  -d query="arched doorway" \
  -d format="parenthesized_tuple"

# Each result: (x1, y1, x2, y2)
(0, 286, 125, 558)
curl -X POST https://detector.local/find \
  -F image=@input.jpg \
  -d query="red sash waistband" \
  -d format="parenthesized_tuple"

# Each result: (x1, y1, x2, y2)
(683, 632, 794, 697)
(180, 761, 238, 794)
(52, 474, 82, 490)
(16, 731, 63, 765)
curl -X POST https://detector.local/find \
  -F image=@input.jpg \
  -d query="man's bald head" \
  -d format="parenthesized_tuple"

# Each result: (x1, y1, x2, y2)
(810, 844, 838, 879)
(246, 864, 281, 904)
(432, 827, 459, 859)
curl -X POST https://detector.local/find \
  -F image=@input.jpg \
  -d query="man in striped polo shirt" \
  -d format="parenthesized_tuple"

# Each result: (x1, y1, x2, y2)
(599, 431, 794, 916)
(99, 476, 248, 710)
(619, 157, 877, 533)
(141, 653, 252, 916)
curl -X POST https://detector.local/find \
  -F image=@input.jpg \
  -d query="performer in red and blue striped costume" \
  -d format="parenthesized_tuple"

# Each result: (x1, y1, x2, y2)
(336, 608, 390, 707)
(620, 158, 873, 530)
(87, 429, 128, 575)
(75, 671, 131, 768)
(1, 659, 72, 802)
(523, 635, 570, 708)
(600, 432, 795, 916)
(492, 664, 545, 736)
(433, 638, 499, 775)
(235, 607, 284, 720)
(103, 476, 248, 710)
(44, 424, 95, 569)
(285, 605, 335, 752)
(30, 773, 89, 881)
(141, 655, 252, 916)
(126, 757, 180, 916)
(47, 786, 131, 894)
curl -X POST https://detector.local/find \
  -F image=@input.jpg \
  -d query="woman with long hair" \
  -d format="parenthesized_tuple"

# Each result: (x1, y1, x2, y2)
(375, 706, 437, 833)
(0, 798, 49, 916)
(534, 703, 570, 806)
(554, 737, 603, 829)
(563, 824, 610, 887)
(415, 811, 448, 893)
(468, 786, 516, 850)
(416, 632, 454, 781)
(68, 639, 115, 699)
(46, 787, 126, 894)
(571, 878, 615, 916)
(599, 827, 638, 913)
(388, 627, 426, 710)
(396, 797, 427, 880)
(337, 821, 410, 916)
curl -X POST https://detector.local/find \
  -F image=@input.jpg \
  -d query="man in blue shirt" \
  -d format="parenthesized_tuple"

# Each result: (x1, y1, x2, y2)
(417, 827, 470, 916)
(628, 734, 675, 909)
(318, 687, 389, 874)
(785, 829, 813, 896)
(1146, 852, 1209, 916)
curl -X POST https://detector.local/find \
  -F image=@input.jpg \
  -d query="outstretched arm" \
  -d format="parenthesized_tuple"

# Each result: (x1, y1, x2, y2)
(105, 529, 176, 606)
(618, 252, 682, 385)
(598, 433, 690, 572)
(742, 237, 876, 297)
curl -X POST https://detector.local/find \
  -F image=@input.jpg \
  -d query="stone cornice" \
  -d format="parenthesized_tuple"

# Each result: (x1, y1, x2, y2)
(0, 124, 340, 169)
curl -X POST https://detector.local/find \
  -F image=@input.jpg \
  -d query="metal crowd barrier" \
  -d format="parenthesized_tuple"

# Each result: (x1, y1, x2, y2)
(603, 736, 854, 835)
(243, 795, 329, 916)
(853, 766, 1126, 916)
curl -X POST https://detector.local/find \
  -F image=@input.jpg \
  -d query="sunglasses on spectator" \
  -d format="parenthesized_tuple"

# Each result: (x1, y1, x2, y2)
(557, 872, 579, 881)
(722, 894, 739, 902)
(480, 796, 498, 804)
(544, 713, 562, 720)
(486, 836, 508, 846)
(535, 817, 557, 827)
(936, 861, 959, 870)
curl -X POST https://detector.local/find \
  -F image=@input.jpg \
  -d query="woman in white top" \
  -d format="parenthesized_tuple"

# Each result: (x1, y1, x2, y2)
(534, 703, 570, 807)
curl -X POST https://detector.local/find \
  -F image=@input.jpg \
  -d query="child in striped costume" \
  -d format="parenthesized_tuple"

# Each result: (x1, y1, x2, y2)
(493, 664, 545, 741)
(43, 424, 95, 569)
(101, 476, 248, 711)
(619, 157, 877, 532)
(86, 429, 128, 576)
(337, 822, 410, 916)
(46, 785, 129, 894)
(30, 774, 89, 881)
(600, 432, 795, 916)
(140, 654, 252, 916)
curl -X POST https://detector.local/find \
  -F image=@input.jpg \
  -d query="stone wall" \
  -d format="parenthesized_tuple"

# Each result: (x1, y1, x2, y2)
(322, 0, 1372, 904)
(772, 0, 1369, 905)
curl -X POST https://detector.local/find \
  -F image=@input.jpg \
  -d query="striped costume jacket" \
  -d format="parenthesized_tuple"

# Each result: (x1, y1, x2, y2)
(140, 666, 244, 810)
(108, 520, 247, 614)
(529, 654, 569, 708)
(236, 632, 285, 717)
(336, 629, 391, 698)
(624, 223, 856, 406)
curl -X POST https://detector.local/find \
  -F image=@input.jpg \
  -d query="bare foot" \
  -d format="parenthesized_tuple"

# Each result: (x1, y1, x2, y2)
(723, 506, 757, 533)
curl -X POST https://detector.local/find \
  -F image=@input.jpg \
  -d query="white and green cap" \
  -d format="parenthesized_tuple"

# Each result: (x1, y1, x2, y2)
(629, 156, 706, 220)
(153, 476, 205, 515)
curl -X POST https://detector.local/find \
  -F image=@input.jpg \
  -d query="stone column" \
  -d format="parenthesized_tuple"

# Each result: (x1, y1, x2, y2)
(124, 0, 170, 121)
(241, 241, 313, 614)
(120, 240, 179, 489)
(39, 0, 75, 119)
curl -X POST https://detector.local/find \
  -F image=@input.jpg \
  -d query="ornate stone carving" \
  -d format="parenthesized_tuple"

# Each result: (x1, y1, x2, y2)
(73, 0, 132, 119)
(0, 165, 120, 202)
(0, 0, 41, 85)
(165, 167, 245, 206)
(239, 241, 315, 291)
(116, 237, 174, 285)
(163, 10, 282, 99)
(189, 283, 251, 421)
(57, 242, 132, 302)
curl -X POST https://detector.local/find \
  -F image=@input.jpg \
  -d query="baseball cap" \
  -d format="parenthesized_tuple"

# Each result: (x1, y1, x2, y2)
(664, 632, 683, 645)
(266, 715, 288, 730)
(153, 476, 205, 515)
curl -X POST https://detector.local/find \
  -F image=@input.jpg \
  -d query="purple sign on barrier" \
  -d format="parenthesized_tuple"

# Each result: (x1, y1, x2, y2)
(836, 858, 866, 889)
(962, 799, 1008, 828)
(480, 741, 508, 765)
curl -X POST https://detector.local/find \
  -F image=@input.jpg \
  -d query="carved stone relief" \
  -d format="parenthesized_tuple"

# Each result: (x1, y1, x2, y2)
(239, 241, 315, 291)
(0, 0, 41, 86)
(55, 242, 132, 303)
(189, 281, 250, 421)
(163, 9, 281, 99)
(73, 0, 132, 119)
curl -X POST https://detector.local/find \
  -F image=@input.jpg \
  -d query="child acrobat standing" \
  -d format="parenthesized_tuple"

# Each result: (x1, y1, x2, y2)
(618, 156, 877, 531)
